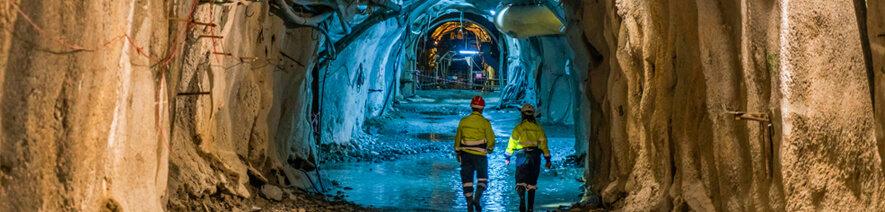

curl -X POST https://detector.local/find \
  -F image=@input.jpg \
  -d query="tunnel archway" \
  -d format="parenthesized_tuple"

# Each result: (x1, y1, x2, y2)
(407, 12, 508, 93)
(301, 0, 587, 210)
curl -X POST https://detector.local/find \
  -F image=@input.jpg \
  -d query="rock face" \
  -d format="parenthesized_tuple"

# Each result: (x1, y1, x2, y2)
(0, 0, 170, 211)
(565, 0, 885, 210)
(0, 0, 319, 211)
(867, 0, 885, 178)
(164, 1, 323, 210)
(261, 185, 283, 201)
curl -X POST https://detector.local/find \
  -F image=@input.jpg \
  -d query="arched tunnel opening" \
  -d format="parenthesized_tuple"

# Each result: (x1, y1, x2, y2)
(412, 13, 505, 92)
(310, 2, 585, 210)
(2, 0, 884, 211)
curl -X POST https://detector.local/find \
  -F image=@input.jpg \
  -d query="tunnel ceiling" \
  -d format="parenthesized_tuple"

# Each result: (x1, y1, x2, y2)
(307, 0, 562, 55)
(429, 22, 492, 42)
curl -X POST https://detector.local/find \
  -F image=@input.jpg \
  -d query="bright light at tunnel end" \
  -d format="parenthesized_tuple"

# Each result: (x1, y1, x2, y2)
(489, 9, 496, 15)
(459, 50, 479, 55)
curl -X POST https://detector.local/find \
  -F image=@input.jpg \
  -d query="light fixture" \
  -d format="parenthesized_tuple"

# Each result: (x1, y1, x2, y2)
(490, 9, 496, 15)
(459, 50, 479, 55)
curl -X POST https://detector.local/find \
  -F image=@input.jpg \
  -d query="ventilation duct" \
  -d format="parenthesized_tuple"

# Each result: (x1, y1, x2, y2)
(493, 4, 565, 38)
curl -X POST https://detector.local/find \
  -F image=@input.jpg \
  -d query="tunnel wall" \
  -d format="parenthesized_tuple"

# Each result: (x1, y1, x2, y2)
(500, 37, 538, 108)
(868, 0, 885, 176)
(164, 2, 324, 211)
(566, 0, 885, 210)
(498, 36, 579, 127)
(320, 19, 404, 145)
(0, 0, 170, 211)
(0, 0, 322, 211)
(535, 36, 577, 125)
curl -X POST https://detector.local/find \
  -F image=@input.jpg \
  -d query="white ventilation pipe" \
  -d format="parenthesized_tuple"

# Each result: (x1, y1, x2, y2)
(493, 4, 564, 38)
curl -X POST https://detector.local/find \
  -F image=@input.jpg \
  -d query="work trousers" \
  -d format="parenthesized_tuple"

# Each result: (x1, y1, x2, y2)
(514, 147, 541, 191)
(460, 153, 489, 197)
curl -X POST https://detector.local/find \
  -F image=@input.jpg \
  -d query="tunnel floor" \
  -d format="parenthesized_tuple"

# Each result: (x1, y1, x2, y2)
(322, 90, 583, 211)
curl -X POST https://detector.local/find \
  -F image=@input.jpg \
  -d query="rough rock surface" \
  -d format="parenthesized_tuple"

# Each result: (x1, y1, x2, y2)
(0, 0, 169, 211)
(867, 0, 885, 176)
(261, 185, 283, 201)
(565, 0, 885, 210)
(0, 0, 341, 211)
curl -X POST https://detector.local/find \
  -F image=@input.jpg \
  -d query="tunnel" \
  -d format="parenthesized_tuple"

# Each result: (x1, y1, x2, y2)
(1, 0, 884, 211)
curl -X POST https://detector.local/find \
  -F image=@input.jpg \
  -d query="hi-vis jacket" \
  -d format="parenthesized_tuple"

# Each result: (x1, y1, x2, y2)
(505, 120, 551, 159)
(454, 111, 496, 156)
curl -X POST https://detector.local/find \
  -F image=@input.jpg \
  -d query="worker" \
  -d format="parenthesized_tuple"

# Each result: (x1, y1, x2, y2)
(504, 104, 551, 212)
(455, 96, 496, 212)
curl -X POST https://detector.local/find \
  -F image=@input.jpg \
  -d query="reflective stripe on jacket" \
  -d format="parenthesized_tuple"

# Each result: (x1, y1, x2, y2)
(455, 111, 496, 156)
(505, 120, 550, 158)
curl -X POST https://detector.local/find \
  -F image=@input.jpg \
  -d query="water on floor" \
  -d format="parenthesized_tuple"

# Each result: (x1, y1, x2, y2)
(322, 90, 583, 211)
(412, 133, 457, 141)
(324, 138, 582, 211)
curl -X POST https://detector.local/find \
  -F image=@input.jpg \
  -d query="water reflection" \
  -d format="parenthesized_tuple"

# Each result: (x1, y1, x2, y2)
(412, 133, 457, 142)
(323, 138, 582, 211)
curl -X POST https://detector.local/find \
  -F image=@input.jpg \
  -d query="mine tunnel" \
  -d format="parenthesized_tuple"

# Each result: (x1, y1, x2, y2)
(1, 0, 884, 211)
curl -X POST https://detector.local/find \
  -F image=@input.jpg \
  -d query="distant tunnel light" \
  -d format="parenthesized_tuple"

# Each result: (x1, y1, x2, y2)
(490, 9, 496, 15)
(459, 50, 479, 55)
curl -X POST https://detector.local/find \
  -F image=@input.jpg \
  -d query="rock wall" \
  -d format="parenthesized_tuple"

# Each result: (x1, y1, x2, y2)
(0, 0, 321, 211)
(320, 18, 404, 144)
(0, 0, 170, 211)
(163, 2, 320, 211)
(867, 0, 885, 175)
(567, 0, 885, 210)
(536, 36, 578, 125)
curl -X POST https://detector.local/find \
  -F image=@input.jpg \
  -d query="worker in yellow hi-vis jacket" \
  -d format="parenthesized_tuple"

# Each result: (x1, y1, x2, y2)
(454, 96, 496, 212)
(504, 104, 551, 212)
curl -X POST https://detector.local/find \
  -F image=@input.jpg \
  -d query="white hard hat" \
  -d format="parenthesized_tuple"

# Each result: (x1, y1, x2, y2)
(520, 104, 535, 115)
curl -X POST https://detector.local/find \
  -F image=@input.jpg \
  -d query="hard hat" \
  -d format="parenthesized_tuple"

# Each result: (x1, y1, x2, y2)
(521, 104, 535, 115)
(471, 96, 485, 109)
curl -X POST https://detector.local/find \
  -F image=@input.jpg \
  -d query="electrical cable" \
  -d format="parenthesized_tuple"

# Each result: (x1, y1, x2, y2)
(298, 169, 323, 193)
(275, 0, 332, 26)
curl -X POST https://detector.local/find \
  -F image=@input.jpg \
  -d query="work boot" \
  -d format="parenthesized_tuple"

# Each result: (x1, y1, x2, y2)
(465, 197, 474, 212)
(474, 187, 485, 212)
(518, 189, 526, 212)
(527, 190, 536, 212)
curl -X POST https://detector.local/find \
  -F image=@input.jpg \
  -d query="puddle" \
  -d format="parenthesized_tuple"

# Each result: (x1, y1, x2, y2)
(324, 138, 583, 211)
(413, 133, 456, 141)
(419, 111, 458, 116)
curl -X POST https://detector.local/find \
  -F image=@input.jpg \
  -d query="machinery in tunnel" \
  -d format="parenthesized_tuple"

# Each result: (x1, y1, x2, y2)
(414, 18, 504, 91)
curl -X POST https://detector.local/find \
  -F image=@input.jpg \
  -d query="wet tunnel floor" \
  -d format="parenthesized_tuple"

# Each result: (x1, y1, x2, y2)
(323, 90, 583, 211)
